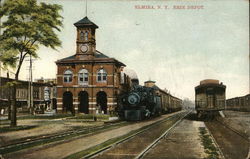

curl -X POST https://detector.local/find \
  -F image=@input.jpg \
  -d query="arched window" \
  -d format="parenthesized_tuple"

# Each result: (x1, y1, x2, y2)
(84, 31, 88, 41)
(78, 69, 88, 85)
(64, 70, 73, 83)
(80, 31, 84, 41)
(97, 69, 107, 82)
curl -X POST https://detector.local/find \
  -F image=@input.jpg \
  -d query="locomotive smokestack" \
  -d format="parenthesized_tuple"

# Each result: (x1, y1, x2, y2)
(131, 78, 139, 86)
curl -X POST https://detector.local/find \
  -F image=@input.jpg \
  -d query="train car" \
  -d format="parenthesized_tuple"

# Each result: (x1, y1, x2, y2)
(168, 95, 182, 112)
(195, 79, 226, 118)
(158, 89, 170, 113)
(226, 94, 250, 111)
(244, 94, 250, 111)
(145, 81, 182, 113)
(227, 97, 239, 111)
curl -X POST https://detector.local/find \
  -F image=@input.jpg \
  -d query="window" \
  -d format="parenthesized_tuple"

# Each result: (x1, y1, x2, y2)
(78, 69, 88, 85)
(17, 90, 20, 98)
(97, 69, 107, 82)
(64, 70, 73, 83)
(21, 90, 24, 98)
(85, 31, 88, 41)
(80, 31, 84, 41)
(33, 91, 39, 99)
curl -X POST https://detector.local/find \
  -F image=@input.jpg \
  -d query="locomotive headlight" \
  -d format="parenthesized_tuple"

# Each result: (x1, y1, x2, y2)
(128, 93, 140, 105)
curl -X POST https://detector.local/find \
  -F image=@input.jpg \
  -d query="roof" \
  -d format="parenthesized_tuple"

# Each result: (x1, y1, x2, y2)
(144, 80, 156, 83)
(74, 17, 99, 28)
(200, 79, 219, 85)
(195, 79, 226, 90)
(0, 77, 52, 86)
(56, 50, 125, 66)
(95, 50, 109, 58)
(227, 93, 250, 100)
(195, 83, 226, 90)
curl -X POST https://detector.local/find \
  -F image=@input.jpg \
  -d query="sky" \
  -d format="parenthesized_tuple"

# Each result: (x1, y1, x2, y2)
(1, 0, 249, 100)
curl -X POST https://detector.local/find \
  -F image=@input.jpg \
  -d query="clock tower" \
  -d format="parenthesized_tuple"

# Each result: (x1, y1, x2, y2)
(56, 16, 128, 115)
(74, 17, 99, 59)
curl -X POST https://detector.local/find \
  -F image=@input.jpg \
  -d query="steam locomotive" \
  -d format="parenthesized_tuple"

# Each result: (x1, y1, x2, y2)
(118, 84, 161, 121)
(118, 80, 182, 121)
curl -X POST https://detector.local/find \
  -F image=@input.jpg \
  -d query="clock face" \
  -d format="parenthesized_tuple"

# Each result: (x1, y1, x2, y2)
(80, 44, 88, 53)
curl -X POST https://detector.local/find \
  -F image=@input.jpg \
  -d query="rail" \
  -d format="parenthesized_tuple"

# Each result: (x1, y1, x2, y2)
(85, 110, 190, 159)
(135, 110, 191, 159)
(215, 117, 250, 159)
(0, 121, 126, 154)
(215, 118, 249, 142)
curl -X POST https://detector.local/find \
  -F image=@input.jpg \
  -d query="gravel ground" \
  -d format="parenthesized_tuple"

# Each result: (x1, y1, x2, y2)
(3, 112, 184, 159)
(0, 118, 104, 146)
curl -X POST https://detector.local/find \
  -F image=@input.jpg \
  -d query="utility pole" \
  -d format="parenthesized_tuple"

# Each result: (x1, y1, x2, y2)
(30, 55, 33, 114)
(27, 55, 34, 114)
(7, 71, 11, 119)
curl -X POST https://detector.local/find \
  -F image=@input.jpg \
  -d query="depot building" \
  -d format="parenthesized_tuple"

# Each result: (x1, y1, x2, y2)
(56, 17, 131, 115)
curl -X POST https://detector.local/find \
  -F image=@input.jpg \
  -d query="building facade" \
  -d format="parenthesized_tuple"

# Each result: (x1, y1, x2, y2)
(56, 17, 130, 115)
(0, 77, 55, 114)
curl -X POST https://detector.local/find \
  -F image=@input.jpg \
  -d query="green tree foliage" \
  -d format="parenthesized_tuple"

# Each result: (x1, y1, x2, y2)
(0, 0, 63, 126)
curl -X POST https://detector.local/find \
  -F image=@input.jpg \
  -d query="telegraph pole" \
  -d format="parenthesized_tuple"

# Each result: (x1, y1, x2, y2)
(29, 55, 33, 113)
(30, 55, 33, 114)
(27, 55, 34, 114)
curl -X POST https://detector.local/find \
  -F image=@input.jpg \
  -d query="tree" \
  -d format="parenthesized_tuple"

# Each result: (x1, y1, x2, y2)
(0, 0, 63, 126)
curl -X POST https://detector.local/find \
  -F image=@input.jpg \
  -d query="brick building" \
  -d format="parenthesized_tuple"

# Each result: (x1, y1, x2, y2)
(0, 77, 55, 113)
(56, 17, 130, 115)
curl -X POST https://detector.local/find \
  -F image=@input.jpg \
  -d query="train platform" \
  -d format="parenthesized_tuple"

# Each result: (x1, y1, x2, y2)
(143, 118, 208, 159)
(2, 111, 185, 159)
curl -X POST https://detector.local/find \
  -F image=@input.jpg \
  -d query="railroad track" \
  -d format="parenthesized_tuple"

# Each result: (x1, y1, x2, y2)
(205, 118, 250, 159)
(215, 118, 250, 159)
(215, 117, 249, 142)
(135, 111, 190, 159)
(0, 121, 127, 155)
(85, 110, 191, 159)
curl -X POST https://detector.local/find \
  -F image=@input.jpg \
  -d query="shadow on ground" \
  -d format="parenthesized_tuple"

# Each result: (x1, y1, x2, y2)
(185, 112, 216, 122)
